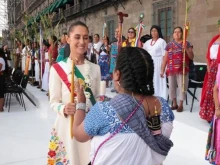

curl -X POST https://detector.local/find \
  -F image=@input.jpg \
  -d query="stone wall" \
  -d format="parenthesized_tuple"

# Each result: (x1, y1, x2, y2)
(28, 0, 220, 62)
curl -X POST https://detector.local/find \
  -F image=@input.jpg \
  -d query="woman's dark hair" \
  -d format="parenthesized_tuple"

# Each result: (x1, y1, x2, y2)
(140, 34, 151, 44)
(43, 39, 50, 48)
(68, 21, 89, 36)
(89, 35, 93, 42)
(173, 26, 183, 34)
(173, 26, 183, 39)
(51, 35, 57, 43)
(103, 36, 109, 45)
(94, 34, 100, 38)
(0, 48, 4, 58)
(127, 27, 136, 38)
(22, 43, 25, 49)
(115, 47, 154, 96)
(150, 25, 163, 39)
(63, 32, 67, 36)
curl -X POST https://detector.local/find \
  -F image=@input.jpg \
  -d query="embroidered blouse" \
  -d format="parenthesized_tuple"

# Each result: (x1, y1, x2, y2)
(84, 97, 174, 136)
(165, 41, 193, 76)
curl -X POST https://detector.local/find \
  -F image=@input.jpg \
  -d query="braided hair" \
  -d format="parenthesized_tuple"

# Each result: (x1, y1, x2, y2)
(115, 47, 154, 96)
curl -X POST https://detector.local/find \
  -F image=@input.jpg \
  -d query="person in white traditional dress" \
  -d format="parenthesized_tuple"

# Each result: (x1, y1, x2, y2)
(21, 39, 32, 73)
(143, 25, 167, 99)
(33, 42, 40, 85)
(91, 34, 102, 64)
(41, 40, 50, 92)
(47, 21, 101, 165)
(73, 47, 174, 165)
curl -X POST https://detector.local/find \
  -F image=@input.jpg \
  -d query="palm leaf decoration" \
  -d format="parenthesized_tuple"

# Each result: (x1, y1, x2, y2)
(22, 12, 31, 42)
(40, 13, 56, 39)
(54, 11, 65, 39)
(186, 0, 209, 13)
(32, 19, 40, 42)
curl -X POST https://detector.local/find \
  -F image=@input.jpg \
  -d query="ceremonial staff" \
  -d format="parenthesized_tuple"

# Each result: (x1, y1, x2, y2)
(182, 0, 190, 92)
(70, 59, 75, 139)
(182, 0, 208, 92)
(135, 13, 145, 47)
(117, 12, 128, 52)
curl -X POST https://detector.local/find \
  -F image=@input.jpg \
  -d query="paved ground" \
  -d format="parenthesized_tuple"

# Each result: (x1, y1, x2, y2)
(0, 84, 210, 165)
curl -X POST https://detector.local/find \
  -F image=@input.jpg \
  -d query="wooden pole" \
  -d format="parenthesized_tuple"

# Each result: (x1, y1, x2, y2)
(182, 0, 188, 92)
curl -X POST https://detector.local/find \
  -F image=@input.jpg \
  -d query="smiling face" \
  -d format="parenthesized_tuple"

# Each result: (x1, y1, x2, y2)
(68, 25, 89, 57)
(127, 28, 136, 39)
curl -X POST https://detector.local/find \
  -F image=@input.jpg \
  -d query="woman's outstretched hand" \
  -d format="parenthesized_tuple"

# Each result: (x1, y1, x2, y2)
(75, 80, 86, 103)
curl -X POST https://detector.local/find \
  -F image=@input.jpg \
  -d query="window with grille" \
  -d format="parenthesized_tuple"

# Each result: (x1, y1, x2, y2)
(158, 7, 172, 42)
(152, 0, 176, 43)
(107, 20, 115, 43)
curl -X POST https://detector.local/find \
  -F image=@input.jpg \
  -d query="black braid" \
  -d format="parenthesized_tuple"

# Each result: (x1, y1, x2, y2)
(115, 47, 154, 96)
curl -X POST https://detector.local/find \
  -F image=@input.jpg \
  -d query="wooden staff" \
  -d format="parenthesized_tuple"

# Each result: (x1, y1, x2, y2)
(24, 52, 31, 75)
(135, 13, 145, 47)
(70, 59, 75, 139)
(117, 12, 128, 52)
(182, 0, 190, 92)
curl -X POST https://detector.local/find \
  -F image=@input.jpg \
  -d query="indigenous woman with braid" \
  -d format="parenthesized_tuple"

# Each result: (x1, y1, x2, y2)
(161, 27, 194, 112)
(73, 47, 174, 165)
(200, 19, 220, 122)
(143, 25, 167, 99)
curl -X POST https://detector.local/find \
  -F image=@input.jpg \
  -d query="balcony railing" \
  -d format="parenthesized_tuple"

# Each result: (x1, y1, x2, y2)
(64, 4, 80, 18)
(53, 0, 109, 22)
(15, 2, 22, 21)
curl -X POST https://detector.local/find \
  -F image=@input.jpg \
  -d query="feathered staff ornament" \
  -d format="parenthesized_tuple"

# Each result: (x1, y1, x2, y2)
(102, 22, 107, 37)
(135, 13, 146, 47)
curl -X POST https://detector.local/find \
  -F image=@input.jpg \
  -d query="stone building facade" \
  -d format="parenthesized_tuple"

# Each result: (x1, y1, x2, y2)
(7, 0, 220, 62)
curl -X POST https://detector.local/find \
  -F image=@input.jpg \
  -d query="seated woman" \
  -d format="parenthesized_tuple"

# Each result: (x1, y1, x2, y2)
(73, 47, 174, 165)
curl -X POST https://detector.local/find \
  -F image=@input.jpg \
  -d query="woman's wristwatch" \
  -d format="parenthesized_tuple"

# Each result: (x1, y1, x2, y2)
(76, 103, 86, 112)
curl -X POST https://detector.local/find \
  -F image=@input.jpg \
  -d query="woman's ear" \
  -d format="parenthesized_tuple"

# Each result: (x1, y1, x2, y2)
(113, 70, 121, 81)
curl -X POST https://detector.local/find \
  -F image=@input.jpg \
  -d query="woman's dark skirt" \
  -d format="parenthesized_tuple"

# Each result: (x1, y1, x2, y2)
(0, 75, 5, 98)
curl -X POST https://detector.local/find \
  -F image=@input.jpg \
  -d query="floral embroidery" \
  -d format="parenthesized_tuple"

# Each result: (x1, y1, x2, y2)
(48, 158, 55, 165)
(47, 128, 70, 165)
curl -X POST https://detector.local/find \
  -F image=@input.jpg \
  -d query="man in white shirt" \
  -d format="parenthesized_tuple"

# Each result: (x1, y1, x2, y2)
(91, 34, 102, 64)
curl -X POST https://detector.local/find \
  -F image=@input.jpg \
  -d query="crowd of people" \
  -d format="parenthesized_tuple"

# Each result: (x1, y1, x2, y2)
(0, 16, 220, 164)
